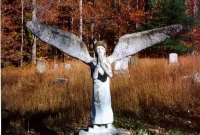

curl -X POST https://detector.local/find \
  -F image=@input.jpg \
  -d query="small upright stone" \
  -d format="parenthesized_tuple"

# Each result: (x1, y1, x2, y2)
(169, 53, 178, 65)
(194, 72, 200, 83)
(114, 56, 131, 75)
(53, 78, 69, 84)
(65, 64, 71, 71)
(130, 55, 139, 68)
(36, 60, 46, 73)
(54, 64, 58, 70)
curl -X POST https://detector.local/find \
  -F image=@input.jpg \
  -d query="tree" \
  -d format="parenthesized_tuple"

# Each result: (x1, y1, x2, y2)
(20, 0, 24, 66)
(79, 0, 83, 39)
(2, 0, 25, 67)
(1, 0, 198, 67)
(135, 0, 195, 57)
(32, 0, 37, 64)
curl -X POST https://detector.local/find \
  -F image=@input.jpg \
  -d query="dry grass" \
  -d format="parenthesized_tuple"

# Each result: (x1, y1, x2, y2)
(111, 56, 200, 113)
(2, 55, 200, 129)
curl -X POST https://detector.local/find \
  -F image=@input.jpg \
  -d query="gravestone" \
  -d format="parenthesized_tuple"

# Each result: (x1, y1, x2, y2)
(194, 72, 200, 83)
(169, 53, 178, 65)
(192, 50, 199, 56)
(36, 60, 46, 73)
(54, 64, 58, 70)
(114, 56, 131, 75)
(130, 55, 139, 68)
(53, 78, 69, 84)
(65, 64, 71, 71)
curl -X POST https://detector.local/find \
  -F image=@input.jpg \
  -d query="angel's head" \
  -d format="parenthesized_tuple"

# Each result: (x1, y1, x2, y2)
(94, 41, 107, 57)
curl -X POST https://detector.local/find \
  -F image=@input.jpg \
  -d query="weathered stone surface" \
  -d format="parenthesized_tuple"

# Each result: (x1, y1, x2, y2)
(65, 64, 71, 71)
(26, 20, 94, 64)
(130, 56, 139, 68)
(79, 125, 130, 135)
(90, 45, 114, 125)
(108, 25, 183, 63)
(54, 64, 58, 70)
(169, 53, 178, 65)
(194, 72, 200, 83)
(53, 78, 68, 84)
(114, 56, 131, 75)
(36, 60, 46, 73)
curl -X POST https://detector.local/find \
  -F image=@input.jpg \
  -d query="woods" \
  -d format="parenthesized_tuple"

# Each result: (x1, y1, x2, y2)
(1, 0, 200, 67)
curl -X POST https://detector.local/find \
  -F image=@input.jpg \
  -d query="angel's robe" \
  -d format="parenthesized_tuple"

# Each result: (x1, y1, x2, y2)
(89, 61, 114, 124)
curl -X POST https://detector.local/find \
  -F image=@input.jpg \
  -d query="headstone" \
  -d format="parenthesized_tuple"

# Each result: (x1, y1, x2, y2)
(36, 60, 46, 73)
(194, 72, 200, 83)
(130, 55, 139, 68)
(169, 53, 178, 65)
(53, 78, 69, 84)
(114, 56, 131, 75)
(65, 64, 71, 71)
(54, 64, 58, 70)
(192, 50, 199, 56)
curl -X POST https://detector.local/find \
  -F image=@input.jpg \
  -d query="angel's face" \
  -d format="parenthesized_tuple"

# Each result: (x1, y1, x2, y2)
(96, 46, 106, 57)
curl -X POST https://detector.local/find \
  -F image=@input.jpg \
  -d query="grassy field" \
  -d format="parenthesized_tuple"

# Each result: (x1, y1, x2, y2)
(2, 55, 200, 135)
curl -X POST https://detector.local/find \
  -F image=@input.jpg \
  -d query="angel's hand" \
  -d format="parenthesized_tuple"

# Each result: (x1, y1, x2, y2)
(100, 59, 113, 78)
(98, 55, 103, 66)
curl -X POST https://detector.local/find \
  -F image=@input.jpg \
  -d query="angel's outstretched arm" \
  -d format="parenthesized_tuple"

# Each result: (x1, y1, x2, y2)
(25, 19, 93, 64)
(108, 25, 183, 63)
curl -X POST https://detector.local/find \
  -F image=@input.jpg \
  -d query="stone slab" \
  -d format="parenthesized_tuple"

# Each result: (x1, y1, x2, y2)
(36, 60, 46, 73)
(194, 72, 200, 83)
(169, 53, 178, 65)
(79, 126, 130, 135)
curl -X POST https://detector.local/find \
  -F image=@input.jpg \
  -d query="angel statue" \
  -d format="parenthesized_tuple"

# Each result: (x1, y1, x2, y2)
(26, 20, 182, 134)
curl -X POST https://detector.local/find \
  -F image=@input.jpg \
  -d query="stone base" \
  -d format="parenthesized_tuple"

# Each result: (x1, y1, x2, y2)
(79, 125, 130, 135)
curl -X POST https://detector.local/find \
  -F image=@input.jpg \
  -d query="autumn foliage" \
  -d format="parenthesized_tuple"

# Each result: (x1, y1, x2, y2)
(1, 0, 200, 67)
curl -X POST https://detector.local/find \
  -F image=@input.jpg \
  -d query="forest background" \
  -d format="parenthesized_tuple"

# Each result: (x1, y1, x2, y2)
(1, 0, 200, 67)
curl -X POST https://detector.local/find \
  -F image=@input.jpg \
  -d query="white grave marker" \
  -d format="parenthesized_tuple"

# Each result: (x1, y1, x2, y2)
(130, 56, 139, 68)
(65, 64, 71, 71)
(169, 53, 178, 65)
(114, 56, 131, 74)
(54, 64, 58, 69)
(194, 72, 200, 83)
(36, 60, 46, 73)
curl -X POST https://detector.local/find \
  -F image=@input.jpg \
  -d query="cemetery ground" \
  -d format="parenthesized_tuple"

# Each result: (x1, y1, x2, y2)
(2, 55, 200, 135)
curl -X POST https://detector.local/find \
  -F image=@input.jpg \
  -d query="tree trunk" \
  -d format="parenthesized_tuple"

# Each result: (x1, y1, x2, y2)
(20, 0, 24, 66)
(136, 0, 139, 29)
(79, 0, 83, 39)
(118, 0, 121, 38)
(111, 0, 116, 7)
(32, 0, 37, 64)
(91, 19, 94, 41)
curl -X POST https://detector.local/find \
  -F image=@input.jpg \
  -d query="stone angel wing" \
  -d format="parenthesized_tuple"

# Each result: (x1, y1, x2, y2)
(108, 25, 183, 63)
(25, 20, 94, 64)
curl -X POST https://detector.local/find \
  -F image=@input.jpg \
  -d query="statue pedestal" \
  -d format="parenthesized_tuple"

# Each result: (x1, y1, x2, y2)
(79, 125, 130, 135)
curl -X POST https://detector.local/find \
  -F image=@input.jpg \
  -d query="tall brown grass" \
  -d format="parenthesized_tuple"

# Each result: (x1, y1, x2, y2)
(2, 55, 200, 122)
